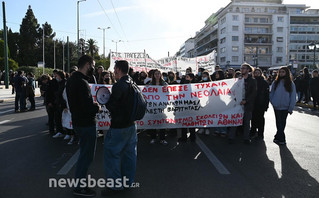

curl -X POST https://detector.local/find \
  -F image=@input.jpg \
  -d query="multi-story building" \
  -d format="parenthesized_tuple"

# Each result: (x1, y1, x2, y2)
(194, 13, 219, 57)
(179, 38, 195, 58)
(177, 0, 319, 70)
(289, 8, 319, 70)
(216, 0, 319, 70)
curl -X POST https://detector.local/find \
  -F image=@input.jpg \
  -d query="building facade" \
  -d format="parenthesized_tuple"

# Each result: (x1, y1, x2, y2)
(180, 0, 319, 70)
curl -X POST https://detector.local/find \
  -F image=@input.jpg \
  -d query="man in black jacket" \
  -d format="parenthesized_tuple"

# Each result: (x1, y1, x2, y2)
(228, 63, 257, 144)
(66, 55, 100, 197)
(310, 70, 319, 110)
(102, 60, 137, 196)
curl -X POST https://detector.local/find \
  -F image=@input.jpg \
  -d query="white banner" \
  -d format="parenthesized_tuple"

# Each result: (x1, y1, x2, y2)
(63, 78, 244, 130)
(109, 51, 216, 74)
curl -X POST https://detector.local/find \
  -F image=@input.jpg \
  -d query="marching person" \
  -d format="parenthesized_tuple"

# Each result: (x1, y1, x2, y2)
(13, 70, 27, 113)
(228, 63, 257, 144)
(178, 73, 197, 142)
(66, 55, 101, 197)
(270, 66, 296, 145)
(149, 69, 168, 145)
(103, 60, 138, 196)
(310, 70, 319, 110)
(251, 68, 269, 140)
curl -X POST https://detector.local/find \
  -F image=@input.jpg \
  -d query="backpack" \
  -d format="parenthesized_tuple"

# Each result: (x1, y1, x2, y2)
(128, 79, 147, 122)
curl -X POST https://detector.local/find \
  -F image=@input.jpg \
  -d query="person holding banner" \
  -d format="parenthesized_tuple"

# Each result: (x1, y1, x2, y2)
(149, 69, 169, 145)
(198, 71, 212, 135)
(228, 63, 257, 144)
(270, 66, 296, 146)
(103, 60, 138, 196)
(66, 55, 101, 197)
(178, 73, 197, 142)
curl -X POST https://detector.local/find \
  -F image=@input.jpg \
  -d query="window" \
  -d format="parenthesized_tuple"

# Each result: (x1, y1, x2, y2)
(278, 16, 284, 22)
(277, 27, 283, 32)
(260, 18, 268, 23)
(253, 18, 258, 23)
(221, 27, 226, 34)
(277, 47, 283, 52)
(232, 15, 239, 21)
(220, 37, 226, 44)
(277, 37, 283, 42)
(232, 26, 239, 31)
(221, 47, 226, 53)
(232, 56, 239, 62)
(245, 17, 250, 23)
(232, 46, 239, 52)
(232, 36, 239, 41)
(221, 17, 226, 24)
(242, 8, 249, 12)
(220, 57, 226, 62)
(276, 57, 282, 63)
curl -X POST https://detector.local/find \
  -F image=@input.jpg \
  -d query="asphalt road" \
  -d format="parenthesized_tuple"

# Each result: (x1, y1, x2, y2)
(0, 97, 319, 198)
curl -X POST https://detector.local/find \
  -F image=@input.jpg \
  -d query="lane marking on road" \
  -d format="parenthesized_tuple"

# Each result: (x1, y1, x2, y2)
(0, 119, 11, 125)
(57, 149, 80, 175)
(196, 136, 231, 175)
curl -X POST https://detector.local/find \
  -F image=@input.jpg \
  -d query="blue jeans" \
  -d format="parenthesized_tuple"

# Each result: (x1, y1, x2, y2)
(73, 126, 97, 186)
(104, 124, 137, 190)
(274, 109, 289, 142)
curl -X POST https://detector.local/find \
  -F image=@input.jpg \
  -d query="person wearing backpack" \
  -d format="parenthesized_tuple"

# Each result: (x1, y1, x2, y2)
(103, 60, 139, 196)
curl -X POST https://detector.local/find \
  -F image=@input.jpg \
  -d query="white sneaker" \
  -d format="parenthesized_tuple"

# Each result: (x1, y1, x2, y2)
(205, 129, 210, 135)
(68, 137, 75, 145)
(150, 139, 156, 144)
(52, 132, 65, 138)
(197, 128, 205, 134)
(160, 140, 168, 145)
(63, 135, 71, 140)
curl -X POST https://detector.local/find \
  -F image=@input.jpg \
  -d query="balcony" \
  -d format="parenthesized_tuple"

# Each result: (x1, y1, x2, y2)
(244, 38, 272, 45)
(244, 31, 273, 35)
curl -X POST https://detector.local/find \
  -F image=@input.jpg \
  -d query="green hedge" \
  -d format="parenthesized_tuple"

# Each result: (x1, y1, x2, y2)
(0, 57, 18, 71)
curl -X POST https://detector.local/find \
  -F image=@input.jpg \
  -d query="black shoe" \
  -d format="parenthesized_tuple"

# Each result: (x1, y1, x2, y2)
(14, 110, 20, 113)
(29, 108, 35, 111)
(244, 139, 251, 145)
(273, 139, 286, 146)
(73, 188, 96, 197)
(101, 188, 122, 197)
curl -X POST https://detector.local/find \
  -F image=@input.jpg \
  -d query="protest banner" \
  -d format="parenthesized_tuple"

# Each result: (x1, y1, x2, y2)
(109, 51, 215, 74)
(62, 78, 244, 130)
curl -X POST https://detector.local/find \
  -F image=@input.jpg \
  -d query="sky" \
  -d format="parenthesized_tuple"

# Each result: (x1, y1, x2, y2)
(2, 0, 319, 60)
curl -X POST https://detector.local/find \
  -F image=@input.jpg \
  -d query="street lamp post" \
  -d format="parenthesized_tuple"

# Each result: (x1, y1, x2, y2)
(308, 42, 319, 69)
(98, 27, 111, 61)
(77, 0, 86, 58)
(112, 40, 123, 57)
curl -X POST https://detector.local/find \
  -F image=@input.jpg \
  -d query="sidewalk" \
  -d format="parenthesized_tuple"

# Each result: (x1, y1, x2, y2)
(0, 85, 41, 103)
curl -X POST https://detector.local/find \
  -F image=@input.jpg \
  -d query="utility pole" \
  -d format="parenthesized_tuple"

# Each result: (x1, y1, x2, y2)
(54, 41, 56, 69)
(77, 0, 86, 58)
(2, 1, 9, 89)
(62, 42, 65, 72)
(42, 24, 45, 74)
(98, 27, 110, 67)
(67, 36, 70, 72)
